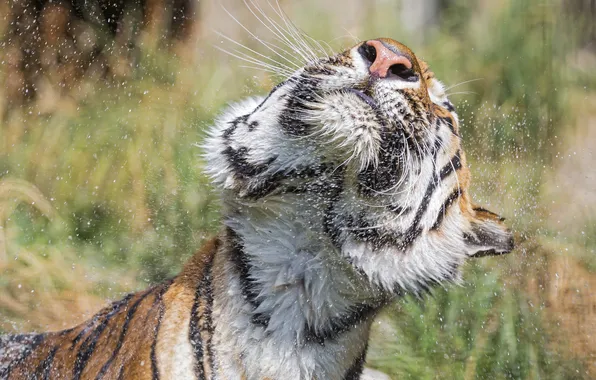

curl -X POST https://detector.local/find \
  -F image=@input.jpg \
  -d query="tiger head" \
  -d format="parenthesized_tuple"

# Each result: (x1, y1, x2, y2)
(205, 38, 514, 295)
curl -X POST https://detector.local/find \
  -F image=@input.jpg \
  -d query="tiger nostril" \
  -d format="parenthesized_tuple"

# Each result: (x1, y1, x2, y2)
(358, 43, 377, 63)
(389, 63, 418, 82)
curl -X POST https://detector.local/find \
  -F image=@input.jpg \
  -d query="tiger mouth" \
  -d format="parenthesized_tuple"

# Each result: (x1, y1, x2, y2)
(347, 88, 378, 110)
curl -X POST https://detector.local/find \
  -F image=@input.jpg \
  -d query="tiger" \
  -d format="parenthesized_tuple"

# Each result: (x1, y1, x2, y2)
(0, 37, 514, 379)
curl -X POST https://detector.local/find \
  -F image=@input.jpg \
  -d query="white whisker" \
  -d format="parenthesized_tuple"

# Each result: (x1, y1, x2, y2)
(269, 0, 319, 62)
(445, 91, 477, 96)
(249, 0, 314, 64)
(214, 45, 294, 77)
(244, 0, 310, 65)
(444, 78, 483, 91)
(214, 30, 298, 72)
(221, 5, 305, 71)
(237, 65, 290, 76)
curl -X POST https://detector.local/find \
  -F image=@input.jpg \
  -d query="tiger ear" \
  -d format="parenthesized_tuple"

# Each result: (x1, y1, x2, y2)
(464, 207, 514, 258)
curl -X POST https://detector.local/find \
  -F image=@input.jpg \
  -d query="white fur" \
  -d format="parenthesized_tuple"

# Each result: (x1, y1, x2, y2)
(156, 284, 200, 378)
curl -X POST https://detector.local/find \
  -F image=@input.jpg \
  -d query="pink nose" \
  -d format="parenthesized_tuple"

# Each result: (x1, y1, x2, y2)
(366, 40, 413, 79)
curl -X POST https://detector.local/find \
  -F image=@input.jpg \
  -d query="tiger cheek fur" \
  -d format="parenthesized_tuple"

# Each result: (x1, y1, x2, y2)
(0, 38, 513, 380)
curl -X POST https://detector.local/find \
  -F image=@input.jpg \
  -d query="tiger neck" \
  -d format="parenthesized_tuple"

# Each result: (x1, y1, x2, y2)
(210, 201, 387, 378)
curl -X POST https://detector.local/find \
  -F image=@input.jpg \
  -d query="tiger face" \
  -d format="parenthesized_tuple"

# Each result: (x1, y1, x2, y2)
(205, 38, 514, 295)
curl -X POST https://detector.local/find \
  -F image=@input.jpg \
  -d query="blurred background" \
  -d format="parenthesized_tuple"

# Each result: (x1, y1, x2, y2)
(0, 0, 595, 378)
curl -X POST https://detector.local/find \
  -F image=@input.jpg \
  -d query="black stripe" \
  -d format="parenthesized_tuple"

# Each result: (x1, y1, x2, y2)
(222, 115, 247, 140)
(222, 146, 275, 179)
(473, 207, 506, 222)
(95, 289, 154, 379)
(151, 280, 173, 380)
(401, 89, 416, 112)
(58, 327, 76, 336)
(70, 324, 93, 349)
(465, 223, 514, 256)
(303, 65, 337, 75)
(439, 150, 462, 180)
(34, 346, 58, 380)
(433, 135, 444, 154)
(349, 146, 451, 249)
(203, 258, 216, 378)
(431, 188, 462, 230)
(116, 364, 125, 380)
(350, 216, 413, 250)
(402, 178, 437, 244)
(278, 76, 319, 136)
(72, 293, 134, 380)
(189, 284, 205, 379)
(443, 101, 455, 112)
(322, 173, 346, 248)
(189, 252, 216, 379)
(240, 179, 280, 199)
(323, 207, 342, 248)
(438, 115, 457, 136)
(472, 206, 491, 213)
(250, 80, 285, 116)
(387, 204, 410, 214)
(0, 333, 45, 378)
(343, 343, 369, 380)
(70, 295, 132, 349)
(347, 213, 385, 245)
(383, 173, 439, 250)
(357, 128, 405, 195)
(242, 163, 335, 200)
(227, 228, 270, 328)
(304, 303, 380, 345)
(279, 182, 333, 197)
(398, 142, 444, 248)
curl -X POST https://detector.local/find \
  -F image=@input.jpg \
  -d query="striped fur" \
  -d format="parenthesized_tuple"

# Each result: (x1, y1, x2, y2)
(0, 240, 215, 380)
(0, 38, 513, 379)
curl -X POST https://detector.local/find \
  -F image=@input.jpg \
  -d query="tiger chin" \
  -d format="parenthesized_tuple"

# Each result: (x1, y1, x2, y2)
(0, 38, 513, 380)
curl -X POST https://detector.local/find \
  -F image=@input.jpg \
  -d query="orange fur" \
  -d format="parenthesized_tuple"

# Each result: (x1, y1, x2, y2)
(1, 239, 218, 379)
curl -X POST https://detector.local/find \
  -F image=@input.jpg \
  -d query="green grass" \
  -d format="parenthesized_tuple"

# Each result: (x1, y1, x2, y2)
(367, 252, 587, 379)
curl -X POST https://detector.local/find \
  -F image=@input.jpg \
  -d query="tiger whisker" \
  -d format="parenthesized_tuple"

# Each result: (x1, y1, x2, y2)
(342, 28, 361, 44)
(249, 0, 315, 64)
(237, 65, 290, 76)
(268, 0, 319, 62)
(445, 91, 477, 96)
(214, 45, 294, 77)
(444, 78, 483, 91)
(221, 5, 305, 70)
(216, 46, 293, 76)
(269, 0, 327, 59)
(244, 0, 310, 65)
(214, 31, 298, 73)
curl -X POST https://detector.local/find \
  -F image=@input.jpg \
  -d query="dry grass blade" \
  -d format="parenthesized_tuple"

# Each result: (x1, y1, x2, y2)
(0, 179, 61, 262)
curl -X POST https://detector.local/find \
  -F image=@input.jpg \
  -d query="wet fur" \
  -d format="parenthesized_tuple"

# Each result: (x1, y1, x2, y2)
(0, 23, 513, 380)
